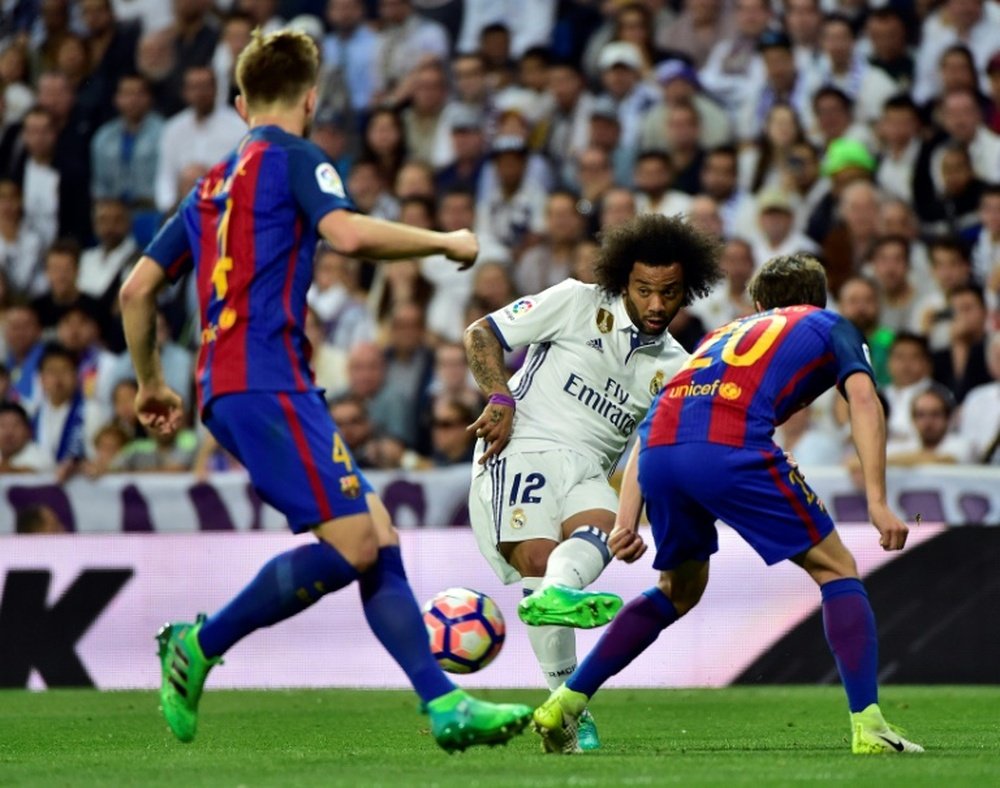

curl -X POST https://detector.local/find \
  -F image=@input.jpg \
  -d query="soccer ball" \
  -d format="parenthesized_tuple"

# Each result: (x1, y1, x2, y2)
(422, 587, 506, 674)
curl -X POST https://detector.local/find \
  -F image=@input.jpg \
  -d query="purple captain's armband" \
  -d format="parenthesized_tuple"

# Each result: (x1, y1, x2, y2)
(488, 393, 516, 409)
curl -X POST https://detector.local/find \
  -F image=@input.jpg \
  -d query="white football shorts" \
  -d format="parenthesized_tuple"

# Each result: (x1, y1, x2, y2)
(469, 448, 619, 584)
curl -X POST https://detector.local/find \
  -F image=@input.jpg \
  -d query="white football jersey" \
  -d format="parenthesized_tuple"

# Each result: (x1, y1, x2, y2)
(479, 279, 691, 475)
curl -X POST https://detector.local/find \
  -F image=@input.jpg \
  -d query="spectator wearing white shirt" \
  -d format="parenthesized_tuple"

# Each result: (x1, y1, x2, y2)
(863, 8, 915, 94)
(913, 0, 1000, 105)
(970, 185, 1000, 292)
(515, 190, 584, 295)
(957, 333, 1000, 463)
(373, 0, 450, 104)
(926, 90, 1000, 196)
(322, 0, 380, 114)
(431, 53, 494, 170)
(689, 236, 756, 330)
(77, 198, 138, 306)
(699, 0, 772, 114)
(544, 60, 595, 183)
(868, 235, 919, 333)
(875, 95, 922, 204)
(307, 245, 376, 352)
(154, 66, 245, 213)
(421, 189, 477, 343)
(885, 385, 975, 464)
(911, 236, 975, 350)
(750, 188, 820, 264)
(736, 30, 815, 143)
(211, 11, 254, 111)
(785, 0, 824, 77)
(883, 331, 934, 444)
(0, 178, 45, 298)
(632, 150, 692, 219)
(595, 42, 659, 151)
(401, 61, 448, 165)
(0, 402, 53, 472)
(699, 145, 757, 239)
(15, 107, 61, 249)
(639, 60, 733, 155)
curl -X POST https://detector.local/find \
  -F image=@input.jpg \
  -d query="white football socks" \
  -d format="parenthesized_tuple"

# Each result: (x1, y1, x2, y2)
(539, 525, 612, 590)
(522, 577, 577, 689)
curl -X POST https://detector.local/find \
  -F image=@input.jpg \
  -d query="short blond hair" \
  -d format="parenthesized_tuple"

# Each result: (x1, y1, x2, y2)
(235, 28, 319, 110)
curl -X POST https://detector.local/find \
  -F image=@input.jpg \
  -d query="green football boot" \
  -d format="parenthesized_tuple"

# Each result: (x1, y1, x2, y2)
(518, 585, 623, 629)
(577, 709, 600, 751)
(850, 704, 924, 754)
(155, 614, 221, 743)
(426, 689, 533, 753)
(532, 684, 588, 754)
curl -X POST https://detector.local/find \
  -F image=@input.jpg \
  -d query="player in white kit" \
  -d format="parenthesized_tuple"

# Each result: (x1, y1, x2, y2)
(464, 214, 722, 749)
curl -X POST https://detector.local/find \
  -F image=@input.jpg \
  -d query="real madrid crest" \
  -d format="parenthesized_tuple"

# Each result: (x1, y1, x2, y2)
(649, 370, 665, 396)
(596, 308, 614, 334)
(510, 508, 526, 529)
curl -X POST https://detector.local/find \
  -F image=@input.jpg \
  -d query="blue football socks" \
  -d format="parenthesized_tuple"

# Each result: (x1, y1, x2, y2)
(359, 546, 455, 704)
(198, 540, 359, 659)
(821, 577, 879, 713)
(568, 587, 679, 698)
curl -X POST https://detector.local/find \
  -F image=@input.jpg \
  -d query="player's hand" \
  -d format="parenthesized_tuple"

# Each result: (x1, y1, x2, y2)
(444, 229, 478, 271)
(609, 525, 647, 563)
(135, 382, 184, 438)
(783, 451, 800, 474)
(870, 503, 909, 551)
(469, 400, 514, 464)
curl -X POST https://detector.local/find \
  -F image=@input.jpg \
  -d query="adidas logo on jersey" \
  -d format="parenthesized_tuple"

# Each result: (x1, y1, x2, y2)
(586, 338, 604, 353)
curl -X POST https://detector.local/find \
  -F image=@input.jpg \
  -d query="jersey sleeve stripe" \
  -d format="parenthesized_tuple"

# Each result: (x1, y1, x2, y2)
(485, 316, 512, 352)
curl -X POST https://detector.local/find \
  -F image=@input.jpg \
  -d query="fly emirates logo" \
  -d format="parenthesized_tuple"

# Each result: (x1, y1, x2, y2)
(562, 374, 637, 436)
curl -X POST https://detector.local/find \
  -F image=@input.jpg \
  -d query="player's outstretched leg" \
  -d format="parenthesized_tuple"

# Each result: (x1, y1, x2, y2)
(156, 541, 360, 743)
(518, 527, 622, 629)
(533, 587, 680, 753)
(820, 578, 924, 754)
(359, 545, 532, 752)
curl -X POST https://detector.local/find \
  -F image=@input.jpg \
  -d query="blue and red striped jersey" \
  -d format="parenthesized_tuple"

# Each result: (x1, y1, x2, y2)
(641, 306, 873, 450)
(144, 125, 355, 412)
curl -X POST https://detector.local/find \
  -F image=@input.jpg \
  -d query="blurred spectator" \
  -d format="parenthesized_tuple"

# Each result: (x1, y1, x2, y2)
(307, 245, 375, 351)
(369, 259, 432, 328)
(750, 188, 819, 266)
(433, 106, 486, 195)
(968, 185, 1000, 298)
(0, 178, 45, 297)
(238, 0, 284, 34)
(572, 239, 599, 284)
(657, 0, 734, 69)
(785, 0, 823, 73)
(516, 190, 583, 294)
(395, 164, 435, 203)
(346, 158, 398, 220)
(699, 145, 754, 238)
(700, 0, 772, 113)
(633, 150, 692, 218)
(383, 301, 433, 447)
(913, 0, 1000, 105)
(329, 393, 378, 469)
(90, 73, 164, 207)
(304, 306, 347, 395)
(837, 275, 894, 386)
(33, 342, 93, 473)
(583, 97, 633, 187)
(0, 401, 52, 471)
(988, 52, 1000, 134)
(475, 135, 546, 262)
(820, 179, 881, 296)
(346, 340, 409, 444)
(883, 331, 933, 444)
(101, 311, 193, 408)
(373, 0, 449, 104)
(78, 198, 138, 323)
(690, 237, 755, 330)
(432, 52, 493, 169)
(573, 148, 616, 230)
(776, 402, 843, 468)
(3, 302, 44, 408)
(864, 8, 914, 95)
(427, 341, 483, 412)
(878, 197, 932, 281)
(885, 385, 974, 464)
(956, 333, 1000, 463)
(471, 261, 516, 313)
(912, 237, 973, 349)
(136, 28, 176, 114)
(919, 143, 986, 235)
(868, 235, 918, 333)
(84, 421, 128, 477)
(80, 0, 140, 129)
(458, 0, 556, 60)
(640, 60, 732, 154)
(1, 42, 34, 126)
(932, 284, 992, 403)
(806, 136, 875, 243)
(429, 398, 476, 466)
(543, 60, 593, 182)
(583, 1, 672, 81)
(595, 41, 657, 150)
(110, 0, 174, 36)
(106, 378, 144, 439)
(154, 66, 244, 212)
(15, 504, 66, 533)
(687, 195, 723, 239)
(662, 100, 705, 194)
(739, 103, 805, 194)
(402, 61, 447, 164)
(111, 422, 199, 471)
(814, 13, 896, 125)
(875, 95, 921, 205)
(421, 189, 477, 343)
(598, 186, 637, 232)
(736, 30, 812, 143)
(33, 0, 72, 74)
(361, 107, 407, 189)
(158, 0, 220, 118)
(211, 11, 254, 110)
(810, 86, 871, 151)
(321, 0, 379, 115)
(55, 304, 114, 403)
(31, 239, 102, 330)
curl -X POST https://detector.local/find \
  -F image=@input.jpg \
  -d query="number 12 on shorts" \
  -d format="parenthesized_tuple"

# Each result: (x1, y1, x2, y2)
(509, 472, 545, 506)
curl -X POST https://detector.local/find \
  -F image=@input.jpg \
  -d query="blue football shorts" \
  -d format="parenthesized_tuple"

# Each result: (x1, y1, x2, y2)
(639, 441, 835, 570)
(205, 390, 373, 532)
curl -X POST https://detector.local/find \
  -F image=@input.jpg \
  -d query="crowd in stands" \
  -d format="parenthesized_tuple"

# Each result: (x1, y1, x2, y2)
(1, 0, 999, 485)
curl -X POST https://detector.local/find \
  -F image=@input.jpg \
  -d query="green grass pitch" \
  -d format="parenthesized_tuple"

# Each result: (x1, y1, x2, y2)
(2, 687, 998, 786)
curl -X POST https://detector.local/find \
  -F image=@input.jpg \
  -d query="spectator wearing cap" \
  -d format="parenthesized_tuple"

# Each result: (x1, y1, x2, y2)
(373, 0, 450, 105)
(805, 136, 875, 243)
(595, 41, 659, 151)
(931, 283, 992, 403)
(633, 150, 692, 218)
(90, 73, 164, 209)
(640, 60, 732, 154)
(544, 60, 596, 183)
(736, 30, 815, 142)
(750, 188, 819, 264)
(699, 0, 773, 115)
(813, 14, 898, 126)
(986, 53, 1000, 134)
(875, 95, 922, 205)
(322, 0, 380, 115)
(585, 95, 635, 187)
(658, 0, 736, 70)
(402, 61, 448, 164)
(434, 107, 487, 194)
(475, 134, 547, 262)
(913, 0, 1000, 106)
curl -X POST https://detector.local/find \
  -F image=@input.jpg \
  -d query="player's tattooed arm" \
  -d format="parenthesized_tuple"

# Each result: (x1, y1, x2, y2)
(464, 320, 515, 464)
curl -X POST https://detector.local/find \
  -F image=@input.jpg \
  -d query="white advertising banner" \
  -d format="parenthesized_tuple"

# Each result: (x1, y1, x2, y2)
(1, 466, 998, 534)
(0, 526, 944, 690)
